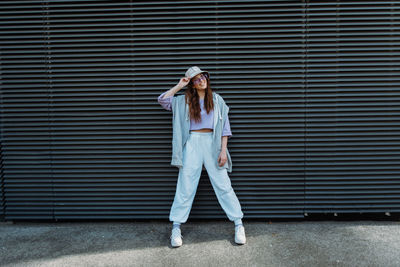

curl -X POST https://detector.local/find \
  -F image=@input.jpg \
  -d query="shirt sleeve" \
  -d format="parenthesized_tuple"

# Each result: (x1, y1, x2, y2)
(222, 115, 232, 138)
(157, 91, 173, 111)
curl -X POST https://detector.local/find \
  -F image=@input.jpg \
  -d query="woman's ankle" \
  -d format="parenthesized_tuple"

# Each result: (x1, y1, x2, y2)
(172, 222, 181, 229)
(234, 218, 243, 226)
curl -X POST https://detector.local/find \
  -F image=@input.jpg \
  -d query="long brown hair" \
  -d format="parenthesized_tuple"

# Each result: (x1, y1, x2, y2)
(184, 73, 214, 123)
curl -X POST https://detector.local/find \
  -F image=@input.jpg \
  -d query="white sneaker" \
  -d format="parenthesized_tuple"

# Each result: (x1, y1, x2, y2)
(170, 227, 183, 247)
(235, 225, 246, 245)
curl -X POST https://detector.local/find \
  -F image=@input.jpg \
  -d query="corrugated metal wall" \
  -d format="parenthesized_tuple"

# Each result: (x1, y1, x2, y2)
(304, 1, 400, 214)
(0, 1, 399, 221)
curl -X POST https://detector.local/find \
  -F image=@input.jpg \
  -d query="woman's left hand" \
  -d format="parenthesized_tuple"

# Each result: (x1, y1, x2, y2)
(218, 150, 227, 167)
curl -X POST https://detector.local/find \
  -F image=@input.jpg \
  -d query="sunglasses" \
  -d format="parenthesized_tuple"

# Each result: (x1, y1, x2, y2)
(192, 73, 209, 85)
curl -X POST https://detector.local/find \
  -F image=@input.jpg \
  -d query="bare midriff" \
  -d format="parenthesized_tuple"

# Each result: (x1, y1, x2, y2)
(190, 128, 213, 132)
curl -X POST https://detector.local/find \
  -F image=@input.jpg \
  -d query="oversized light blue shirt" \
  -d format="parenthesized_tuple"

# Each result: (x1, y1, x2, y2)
(158, 91, 232, 138)
(157, 91, 233, 173)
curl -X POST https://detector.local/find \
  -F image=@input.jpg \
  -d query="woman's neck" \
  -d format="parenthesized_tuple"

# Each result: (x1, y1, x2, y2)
(197, 90, 205, 100)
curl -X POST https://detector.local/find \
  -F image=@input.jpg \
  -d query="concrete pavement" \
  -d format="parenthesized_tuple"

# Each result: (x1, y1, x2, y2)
(1, 217, 400, 267)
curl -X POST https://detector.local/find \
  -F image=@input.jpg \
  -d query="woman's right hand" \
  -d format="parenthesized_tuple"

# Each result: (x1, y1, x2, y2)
(177, 76, 191, 89)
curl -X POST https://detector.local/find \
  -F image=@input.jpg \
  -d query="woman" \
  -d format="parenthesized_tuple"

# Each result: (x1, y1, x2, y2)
(157, 66, 246, 248)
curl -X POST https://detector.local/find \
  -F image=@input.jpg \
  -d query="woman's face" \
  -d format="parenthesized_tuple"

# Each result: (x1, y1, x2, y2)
(191, 73, 208, 90)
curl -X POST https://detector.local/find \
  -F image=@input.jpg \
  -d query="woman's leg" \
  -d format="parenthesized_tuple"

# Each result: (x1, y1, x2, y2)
(202, 135, 244, 222)
(169, 134, 203, 224)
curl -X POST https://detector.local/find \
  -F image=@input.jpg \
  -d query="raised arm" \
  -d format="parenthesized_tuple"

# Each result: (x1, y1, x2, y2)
(157, 77, 190, 111)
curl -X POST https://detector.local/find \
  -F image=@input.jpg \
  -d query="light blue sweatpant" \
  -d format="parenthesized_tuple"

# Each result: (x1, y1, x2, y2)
(169, 131, 244, 223)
